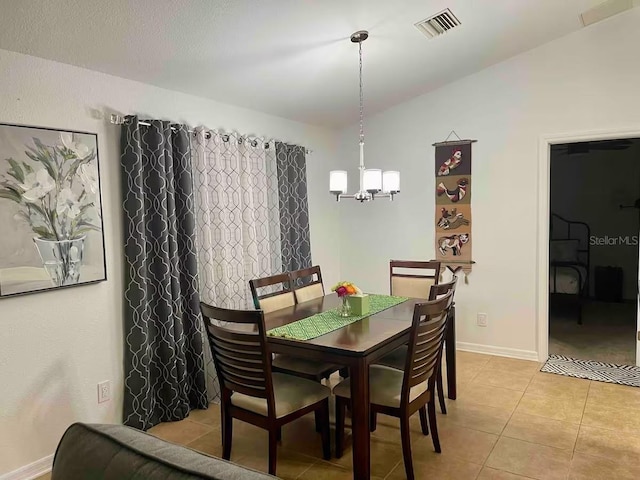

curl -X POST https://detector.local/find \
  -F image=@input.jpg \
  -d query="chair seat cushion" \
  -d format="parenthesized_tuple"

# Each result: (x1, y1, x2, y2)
(375, 345, 408, 370)
(333, 365, 430, 408)
(231, 373, 330, 418)
(273, 354, 340, 378)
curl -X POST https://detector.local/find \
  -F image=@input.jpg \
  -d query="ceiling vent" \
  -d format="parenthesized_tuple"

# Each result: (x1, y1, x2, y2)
(414, 9, 461, 39)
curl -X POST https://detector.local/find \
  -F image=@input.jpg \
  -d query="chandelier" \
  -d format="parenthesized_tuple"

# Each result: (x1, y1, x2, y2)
(329, 30, 400, 202)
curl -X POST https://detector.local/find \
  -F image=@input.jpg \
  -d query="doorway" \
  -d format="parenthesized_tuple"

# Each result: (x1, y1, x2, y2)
(548, 138, 640, 365)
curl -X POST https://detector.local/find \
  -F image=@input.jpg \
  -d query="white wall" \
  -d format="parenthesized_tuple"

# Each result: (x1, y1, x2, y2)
(0, 49, 340, 476)
(336, 9, 640, 358)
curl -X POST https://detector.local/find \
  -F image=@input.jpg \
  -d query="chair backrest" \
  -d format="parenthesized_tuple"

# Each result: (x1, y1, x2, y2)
(428, 277, 457, 301)
(249, 272, 295, 313)
(291, 265, 325, 303)
(200, 303, 276, 417)
(390, 260, 441, 299)
(402, 292, 454, 406)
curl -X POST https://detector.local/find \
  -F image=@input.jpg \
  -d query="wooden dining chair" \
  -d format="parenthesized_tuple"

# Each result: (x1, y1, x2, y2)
(375, 278, 458, 414)
(249, 272, 342, 383)
(291, 265, 325, 303)
(390, 260, 441, 299)
(333, 292, 454, 480)
(200, 302, 331, 476)
(249, 272, 296, 313)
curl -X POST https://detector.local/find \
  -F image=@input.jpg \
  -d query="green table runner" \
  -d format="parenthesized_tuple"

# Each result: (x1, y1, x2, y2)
(267, 294, 408, 341)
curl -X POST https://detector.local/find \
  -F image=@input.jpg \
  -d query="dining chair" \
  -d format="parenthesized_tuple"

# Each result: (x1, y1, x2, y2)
(249, 272, 296, 313)
(333, 292, 454, 480)
(291, 265, 325, 303)
(249, 272, 342, 383)
(200, 302, 331, 476)
(375, 278, 458, 414)
(390, 260, 441, 299)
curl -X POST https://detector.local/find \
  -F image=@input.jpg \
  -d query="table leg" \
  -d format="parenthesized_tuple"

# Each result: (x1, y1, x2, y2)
(445, 305, 457, 400)
(350, 358, 370, 480)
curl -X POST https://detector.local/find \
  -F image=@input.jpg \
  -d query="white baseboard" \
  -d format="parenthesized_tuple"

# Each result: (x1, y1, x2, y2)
(0, 455, 53, 480)
(456, 342, 539, 362)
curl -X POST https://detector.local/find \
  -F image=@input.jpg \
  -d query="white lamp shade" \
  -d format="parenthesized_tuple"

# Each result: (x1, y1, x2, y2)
(363, 169, 382, 192)
(329, 170, 348, 193)
(383, 170, 400, 193)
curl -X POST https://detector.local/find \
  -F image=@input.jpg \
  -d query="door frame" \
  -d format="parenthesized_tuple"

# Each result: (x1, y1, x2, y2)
(536, 127, 640, 363)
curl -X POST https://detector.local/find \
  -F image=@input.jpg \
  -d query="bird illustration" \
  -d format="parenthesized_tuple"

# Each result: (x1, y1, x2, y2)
(437, 178, 468, 202)
(437, 149, 462, 176)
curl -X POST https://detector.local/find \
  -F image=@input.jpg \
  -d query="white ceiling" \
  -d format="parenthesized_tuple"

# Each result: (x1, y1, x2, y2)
(0, 0, 605, 127)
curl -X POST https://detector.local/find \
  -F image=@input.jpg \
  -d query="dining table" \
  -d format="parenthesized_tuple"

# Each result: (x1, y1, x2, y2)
(264, 293, 457, 480)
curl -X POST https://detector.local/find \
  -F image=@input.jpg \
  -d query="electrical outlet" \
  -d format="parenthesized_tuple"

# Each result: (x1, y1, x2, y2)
(98, 380, 111, 404)
(477, 313, 488, 327)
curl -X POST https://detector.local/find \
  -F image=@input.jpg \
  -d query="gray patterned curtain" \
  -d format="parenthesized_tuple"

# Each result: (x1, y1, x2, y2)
(276, 142, 312, 275)
(120, 116, 208, 430)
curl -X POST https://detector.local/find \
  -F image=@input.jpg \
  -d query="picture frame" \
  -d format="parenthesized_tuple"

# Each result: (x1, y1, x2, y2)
(0, 123, 106, 298)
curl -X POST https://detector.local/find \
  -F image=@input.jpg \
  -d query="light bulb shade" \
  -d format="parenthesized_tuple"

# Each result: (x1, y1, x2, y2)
(363, 169, 382, 192)
(329, 170, 348, 194)
(383, 170, 400, 193)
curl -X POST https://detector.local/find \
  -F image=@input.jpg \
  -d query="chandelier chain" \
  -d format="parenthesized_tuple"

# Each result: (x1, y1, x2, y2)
(328, 30, 399, 202)
(359, 40, 364, 143)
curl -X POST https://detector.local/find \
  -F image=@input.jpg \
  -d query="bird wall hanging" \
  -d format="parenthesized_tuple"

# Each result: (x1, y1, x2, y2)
(433, 132, 477, 282)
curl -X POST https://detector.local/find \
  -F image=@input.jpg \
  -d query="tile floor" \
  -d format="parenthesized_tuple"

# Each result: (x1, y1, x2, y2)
(37, 351, 640, 480)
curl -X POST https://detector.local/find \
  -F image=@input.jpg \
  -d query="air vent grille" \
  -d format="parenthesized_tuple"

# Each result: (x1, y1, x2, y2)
(415, 9, 461, 39)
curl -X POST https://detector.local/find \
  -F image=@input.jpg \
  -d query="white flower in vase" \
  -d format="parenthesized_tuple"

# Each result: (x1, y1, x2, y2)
(56, 187, 81, 221)
(1, 134, 101, 287)
(78, 163, 99, 195)
(19, 168, 55, 202)
(59, 132, 90, 159)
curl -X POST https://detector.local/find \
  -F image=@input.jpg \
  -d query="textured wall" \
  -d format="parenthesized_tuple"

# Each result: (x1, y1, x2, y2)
(335, 9, 640, 359)
(0, 49, 341, 475)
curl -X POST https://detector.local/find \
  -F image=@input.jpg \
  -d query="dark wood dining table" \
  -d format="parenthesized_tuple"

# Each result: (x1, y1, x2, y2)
(264, 293, 457, 480)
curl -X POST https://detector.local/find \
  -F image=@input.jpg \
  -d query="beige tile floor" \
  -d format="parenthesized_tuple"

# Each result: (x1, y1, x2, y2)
(37, 351, 640, 480)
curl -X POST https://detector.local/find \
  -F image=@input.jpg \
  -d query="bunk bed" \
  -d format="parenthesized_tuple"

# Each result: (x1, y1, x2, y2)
(549, 213, 590, 325)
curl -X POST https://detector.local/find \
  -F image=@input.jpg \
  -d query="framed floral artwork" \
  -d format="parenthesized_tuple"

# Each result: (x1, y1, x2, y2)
(0, 123, 106, 297)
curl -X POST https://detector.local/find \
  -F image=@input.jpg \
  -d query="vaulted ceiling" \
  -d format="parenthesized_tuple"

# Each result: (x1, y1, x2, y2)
(0, 0, 605, 126)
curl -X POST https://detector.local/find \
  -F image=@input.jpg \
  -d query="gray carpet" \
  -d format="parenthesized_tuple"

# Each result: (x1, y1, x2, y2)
(549, 300, 637, 366)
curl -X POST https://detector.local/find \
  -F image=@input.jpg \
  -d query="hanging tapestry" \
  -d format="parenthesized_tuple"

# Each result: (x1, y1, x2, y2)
(434, 138, 476, 281)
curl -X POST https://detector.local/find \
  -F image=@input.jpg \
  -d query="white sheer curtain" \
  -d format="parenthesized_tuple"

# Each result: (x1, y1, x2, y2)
(192, 129, 282, 309)
(191, 129, 282, 402)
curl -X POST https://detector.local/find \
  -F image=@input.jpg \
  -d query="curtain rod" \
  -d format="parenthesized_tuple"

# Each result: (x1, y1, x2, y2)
(109, 114, 312, 154)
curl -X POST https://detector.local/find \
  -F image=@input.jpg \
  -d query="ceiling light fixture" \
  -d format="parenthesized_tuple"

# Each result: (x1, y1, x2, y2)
(329, 31, 400, 202)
